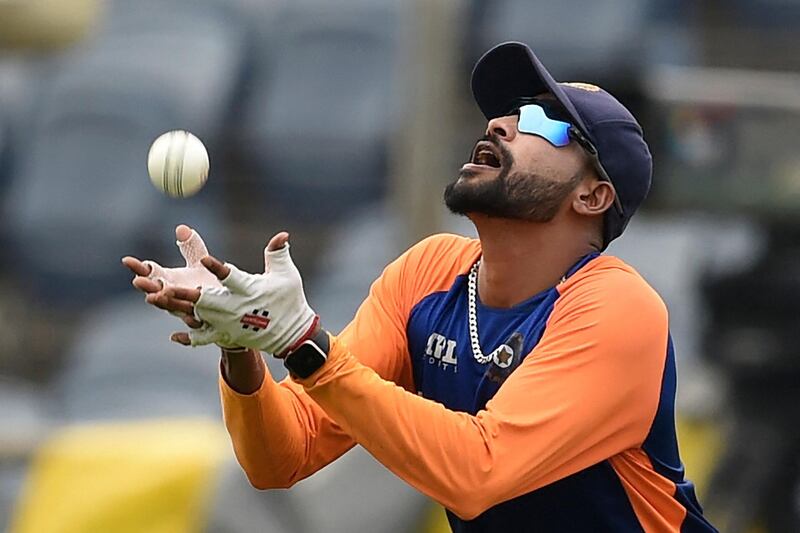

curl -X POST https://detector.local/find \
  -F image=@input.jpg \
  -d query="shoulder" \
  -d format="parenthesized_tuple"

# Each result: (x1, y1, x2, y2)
(405, 233, 479, 260)
(379, 233, 479, 309)
(400, 232, 480, 281)
(555, 255, 668, 325)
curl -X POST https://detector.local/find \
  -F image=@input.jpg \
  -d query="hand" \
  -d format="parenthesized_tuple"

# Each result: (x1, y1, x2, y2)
(122, 224, 220, 333)
(155, 232, 318, 355)
(122, 225, 221, 297)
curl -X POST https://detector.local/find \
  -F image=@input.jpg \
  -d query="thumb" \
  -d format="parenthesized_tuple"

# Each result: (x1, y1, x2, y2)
(199, 255, 231, 281)
(187, 327, 219, 347)
(264, 232, 290, 273)
(176, 225, 210, 267)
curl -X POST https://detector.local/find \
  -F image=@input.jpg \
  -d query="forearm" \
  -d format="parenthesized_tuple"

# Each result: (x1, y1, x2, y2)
(220, 348, 265, 395)
(299, 335, 653, 520)
(219, 351, 306, 488)
(219, 348, 355, 489)
(299, 340, 493, 518)
(204, 237, 423, 490)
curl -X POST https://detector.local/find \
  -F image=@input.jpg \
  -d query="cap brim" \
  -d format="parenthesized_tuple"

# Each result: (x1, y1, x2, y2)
(471, 42, 590, 137)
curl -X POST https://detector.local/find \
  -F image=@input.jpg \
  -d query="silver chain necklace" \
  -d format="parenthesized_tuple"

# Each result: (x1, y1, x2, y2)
(467, 259, 566, 364)
(467, 260, 500, 364)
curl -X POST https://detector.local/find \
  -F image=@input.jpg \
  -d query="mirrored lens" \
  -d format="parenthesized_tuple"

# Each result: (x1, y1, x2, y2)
(517, 105, 571, 147)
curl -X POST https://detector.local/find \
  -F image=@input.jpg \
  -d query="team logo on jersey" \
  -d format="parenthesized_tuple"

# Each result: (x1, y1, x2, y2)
(425, 332, 458, 373)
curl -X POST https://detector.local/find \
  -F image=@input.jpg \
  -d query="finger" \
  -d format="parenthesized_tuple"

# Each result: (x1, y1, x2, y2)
(145, 292, 171, 312)
(265, 241, 296, 275)
(175, 224, 193, 242)
(200, 255, 230, 281)
(161, 287, 200, 312)
(143, 260, 167, 280)
(168, 286, 202, 303)
(122, 256, 152, 277)
(188, 327, 223, 347)
(266, 232, 290, 252)
(176, 225, 210, 267)
(264, 232, 290, 273)
(207, 262, 250, 293)
(170, 332, 191, 346)
(182, 315, 203, 329)
(132, 276, 163, 294)
(145, 292, 195, 315)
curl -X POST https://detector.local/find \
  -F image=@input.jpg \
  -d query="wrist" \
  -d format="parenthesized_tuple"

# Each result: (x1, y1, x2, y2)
(220, 347, 266, 395)
(220, 345, 250, 354)
(280, 315, 321, 357)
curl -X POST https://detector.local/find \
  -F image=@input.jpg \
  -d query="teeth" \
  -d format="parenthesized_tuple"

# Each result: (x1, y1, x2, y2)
(472, 144, 500, 167)
(476, 151, 497, 166)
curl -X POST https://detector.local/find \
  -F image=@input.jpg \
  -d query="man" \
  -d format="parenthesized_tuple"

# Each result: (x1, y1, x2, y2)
(124, 42, 716, 531)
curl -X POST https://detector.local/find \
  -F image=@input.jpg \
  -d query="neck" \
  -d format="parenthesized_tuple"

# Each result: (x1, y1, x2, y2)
(471, 215, 598, 308)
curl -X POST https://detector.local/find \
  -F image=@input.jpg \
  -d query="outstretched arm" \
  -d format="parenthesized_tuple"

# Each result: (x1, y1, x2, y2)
(216, 245, 415, 487)
(125, 227, 415, 488)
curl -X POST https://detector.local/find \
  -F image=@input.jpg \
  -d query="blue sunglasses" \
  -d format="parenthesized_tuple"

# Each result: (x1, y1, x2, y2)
(515, 104, 624, 216)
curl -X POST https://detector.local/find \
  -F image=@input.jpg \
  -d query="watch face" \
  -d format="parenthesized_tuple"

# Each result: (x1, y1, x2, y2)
(285, 341, 327, 379)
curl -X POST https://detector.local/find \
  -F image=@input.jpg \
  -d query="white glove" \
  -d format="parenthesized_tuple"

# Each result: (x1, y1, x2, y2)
(189, 243, 317, 355)
(144, 229, 222, 290)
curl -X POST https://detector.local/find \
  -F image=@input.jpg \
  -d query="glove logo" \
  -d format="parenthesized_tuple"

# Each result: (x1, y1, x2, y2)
(241, 309, 270, 331)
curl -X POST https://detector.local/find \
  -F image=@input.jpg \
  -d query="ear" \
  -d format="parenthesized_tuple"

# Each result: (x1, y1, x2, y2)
(572, 179, 616, 216)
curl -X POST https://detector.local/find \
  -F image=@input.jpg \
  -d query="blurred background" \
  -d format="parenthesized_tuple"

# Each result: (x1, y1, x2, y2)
(0, 0, 799, 531)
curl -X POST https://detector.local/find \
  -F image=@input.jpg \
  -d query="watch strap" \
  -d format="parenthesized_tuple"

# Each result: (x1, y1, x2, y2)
(306, 326, 330, 354)
(280, 315, 321, 357)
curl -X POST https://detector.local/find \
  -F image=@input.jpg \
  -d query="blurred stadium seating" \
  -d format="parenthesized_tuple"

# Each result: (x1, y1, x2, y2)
(3, 0, 242, 305)
(469, 0, 652, 83)
(237, 0, 403, 222)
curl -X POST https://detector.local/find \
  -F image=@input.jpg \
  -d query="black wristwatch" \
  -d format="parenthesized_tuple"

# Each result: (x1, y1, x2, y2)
(283, 327, 330, 379)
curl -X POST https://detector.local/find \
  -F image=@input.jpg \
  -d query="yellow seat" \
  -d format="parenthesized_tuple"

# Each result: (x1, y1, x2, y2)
(11, 418, 230, 533)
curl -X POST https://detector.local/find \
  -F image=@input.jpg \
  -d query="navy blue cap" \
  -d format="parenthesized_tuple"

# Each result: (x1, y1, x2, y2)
(471, 41, 652, 248)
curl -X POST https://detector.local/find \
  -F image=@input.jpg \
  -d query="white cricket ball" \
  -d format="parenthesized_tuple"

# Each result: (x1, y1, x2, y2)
(147, 130, 209, 198)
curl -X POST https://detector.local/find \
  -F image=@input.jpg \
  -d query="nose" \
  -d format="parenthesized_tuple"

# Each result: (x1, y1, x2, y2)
(485, 115, 517, 141)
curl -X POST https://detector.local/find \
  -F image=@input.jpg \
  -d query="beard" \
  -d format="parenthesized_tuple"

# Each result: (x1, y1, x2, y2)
(444, 136, 581, 223)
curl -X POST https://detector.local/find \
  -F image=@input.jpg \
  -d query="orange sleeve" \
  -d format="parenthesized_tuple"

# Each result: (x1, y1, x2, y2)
(297, 262, 668, 519)
(218, 235, 472, 489)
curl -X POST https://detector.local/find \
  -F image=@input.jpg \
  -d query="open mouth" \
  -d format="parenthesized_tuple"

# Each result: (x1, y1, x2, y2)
(470, 140, 502, 168)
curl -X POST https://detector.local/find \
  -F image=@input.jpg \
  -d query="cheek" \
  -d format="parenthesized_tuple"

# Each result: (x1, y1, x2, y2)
(511, 147, 560, 179)
(512, 138, 583, 179)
